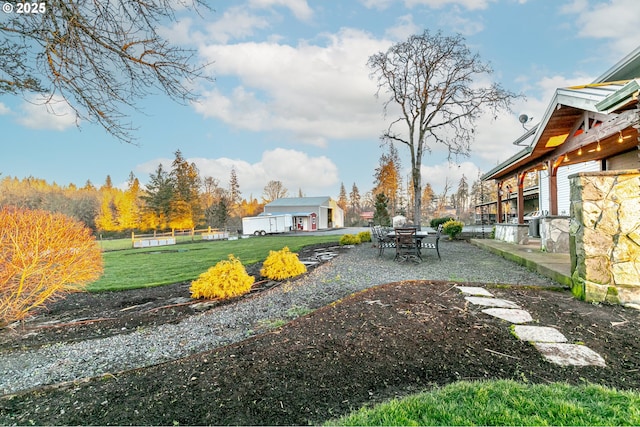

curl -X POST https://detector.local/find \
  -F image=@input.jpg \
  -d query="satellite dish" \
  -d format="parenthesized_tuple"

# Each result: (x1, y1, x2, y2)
(518, 114, 529, 124)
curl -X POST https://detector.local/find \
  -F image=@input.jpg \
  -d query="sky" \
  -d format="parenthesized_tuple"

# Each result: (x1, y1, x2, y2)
(1, 0, 639, 201)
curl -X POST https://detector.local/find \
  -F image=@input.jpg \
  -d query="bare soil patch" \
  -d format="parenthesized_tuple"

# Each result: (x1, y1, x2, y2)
(1, 244, 639, 425)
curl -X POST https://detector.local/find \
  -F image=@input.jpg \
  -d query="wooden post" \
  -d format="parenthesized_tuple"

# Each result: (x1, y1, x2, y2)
(549, 158, 559, 215)
(496, 181, 503, 223)
(517, 172, 526, 224)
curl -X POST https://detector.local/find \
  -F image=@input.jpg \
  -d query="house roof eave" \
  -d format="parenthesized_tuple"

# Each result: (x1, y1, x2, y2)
(481, 146, 533, 181)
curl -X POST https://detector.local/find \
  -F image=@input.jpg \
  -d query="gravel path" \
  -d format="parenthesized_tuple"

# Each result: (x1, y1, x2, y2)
(0, 240, 559, 395)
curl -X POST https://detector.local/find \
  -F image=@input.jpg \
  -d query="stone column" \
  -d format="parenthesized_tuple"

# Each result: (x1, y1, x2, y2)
(569, 170, 640, 307)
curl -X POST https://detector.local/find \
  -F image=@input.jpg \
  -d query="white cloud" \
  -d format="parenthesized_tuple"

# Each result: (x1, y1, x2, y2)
(136, 148, 339, 197)
(196, 29, 390, 146)
(361, 0, 493, 10)
(249, 0, 314, 21)
(561, 0, 640, 58)
(17, 95, 77, 131)
(404, 0, 494, 9)
(0, 103, 10, 115)
(420, 161, 480, 194)
(384, 14, 421, 41)
(205, 7, 271, 44)
(359, 0, 395, 9)
(438, 6, 485, 35)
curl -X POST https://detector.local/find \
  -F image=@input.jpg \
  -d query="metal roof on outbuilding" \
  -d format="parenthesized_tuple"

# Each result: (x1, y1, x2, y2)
(265, 196, 332, 207)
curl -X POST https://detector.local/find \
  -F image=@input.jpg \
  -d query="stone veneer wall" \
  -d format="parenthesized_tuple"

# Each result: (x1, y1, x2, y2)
(540, 216, 570, 253)
(494, 223, 529, 245)
(569, 169, 640, 308)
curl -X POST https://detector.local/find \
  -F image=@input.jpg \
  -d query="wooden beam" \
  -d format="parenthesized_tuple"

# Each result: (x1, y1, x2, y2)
(517, 173, 526, 224)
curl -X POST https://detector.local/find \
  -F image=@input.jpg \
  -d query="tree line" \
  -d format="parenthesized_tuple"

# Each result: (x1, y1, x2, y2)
(0, 150, 289, 234)
(368, 144, 510, 225)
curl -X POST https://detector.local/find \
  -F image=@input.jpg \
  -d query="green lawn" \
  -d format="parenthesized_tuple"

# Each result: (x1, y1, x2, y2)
(88, 235, 340, 292)
(327, 380, 640, 426)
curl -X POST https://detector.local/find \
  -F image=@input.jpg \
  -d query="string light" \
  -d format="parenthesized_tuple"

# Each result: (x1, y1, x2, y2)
(618, 131, 624, 143)
(596, 140, 601, 152)
(564, 153, 570, 162)
(578, 146, 583, 156)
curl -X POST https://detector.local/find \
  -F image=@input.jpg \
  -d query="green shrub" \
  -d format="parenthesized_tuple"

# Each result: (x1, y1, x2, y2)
(442, 219, 464, 240)
(357, 231, 371, 243)
(260, 246, 307, 280)
(430, 216, 454, 230)
(190, 255, 254, 299)
(339, 234, 361, 245)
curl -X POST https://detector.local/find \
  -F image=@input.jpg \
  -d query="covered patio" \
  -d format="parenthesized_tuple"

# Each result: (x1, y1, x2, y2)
(480, 48, 640, 307)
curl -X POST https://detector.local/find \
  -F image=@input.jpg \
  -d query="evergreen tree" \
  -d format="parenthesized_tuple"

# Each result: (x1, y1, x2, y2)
(348, 183, 362, 225)
(170, 150, 202, 229)
(373, 193, 391, 226)
(337, 182, 348, 213)
(228, 167, 241, 217)
(143, 164, 174, 230)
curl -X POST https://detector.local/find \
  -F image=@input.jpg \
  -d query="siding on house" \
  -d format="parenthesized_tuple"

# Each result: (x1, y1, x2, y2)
(607, 150, 640, 170)
(539, 161, 601, 216)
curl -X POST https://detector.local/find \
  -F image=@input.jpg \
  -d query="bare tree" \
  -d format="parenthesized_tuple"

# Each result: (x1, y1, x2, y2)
(368, 30, 518, 226)
(262, 180, 288, 203)
(1, 0, 212, 143)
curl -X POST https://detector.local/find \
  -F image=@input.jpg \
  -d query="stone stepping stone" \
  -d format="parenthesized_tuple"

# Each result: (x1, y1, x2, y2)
(513, 325, 567, 343)
(456, 286, 494, 297)
(482, 308, 533, 324)
(534, 343, 606, 367)
(465, 296, 520, 309)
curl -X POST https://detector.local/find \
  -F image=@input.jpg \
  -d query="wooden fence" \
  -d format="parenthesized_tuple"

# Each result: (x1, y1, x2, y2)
(131, 227, 230, 248)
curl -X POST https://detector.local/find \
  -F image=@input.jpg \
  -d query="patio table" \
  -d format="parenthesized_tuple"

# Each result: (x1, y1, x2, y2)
(387, 227, 441, 261)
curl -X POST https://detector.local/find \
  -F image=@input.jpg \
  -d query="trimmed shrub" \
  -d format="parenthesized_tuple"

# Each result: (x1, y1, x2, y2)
(430, 216, 454, 230)
(190, 255, 254, 299)
(442, 219, 464, 240)
(357, 231, 371, 243)
(260, 246, 307, 280)
(1, 207, 103, 327)
(339, 234, 361, 245)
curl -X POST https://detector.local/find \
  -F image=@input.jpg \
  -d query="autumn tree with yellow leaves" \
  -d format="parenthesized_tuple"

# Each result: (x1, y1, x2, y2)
(0, 207, 103, 327)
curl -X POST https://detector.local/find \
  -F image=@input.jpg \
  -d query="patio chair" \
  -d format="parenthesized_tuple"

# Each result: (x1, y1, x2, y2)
(371, 225, 395, 256)
(394, 227, 421, 263)
(419, 224, 442, 260)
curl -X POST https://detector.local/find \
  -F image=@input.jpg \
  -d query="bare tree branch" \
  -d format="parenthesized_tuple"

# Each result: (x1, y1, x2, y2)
(0, 0, 214, 143)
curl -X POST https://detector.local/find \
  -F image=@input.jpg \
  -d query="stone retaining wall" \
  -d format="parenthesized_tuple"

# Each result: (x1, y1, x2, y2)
(569, 169, 640, 308)
(540, 216, 570, 253)
(494, 223, 530, 245)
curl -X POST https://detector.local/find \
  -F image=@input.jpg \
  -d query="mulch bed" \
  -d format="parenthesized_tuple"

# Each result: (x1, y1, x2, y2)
(1, 245, 639, 425)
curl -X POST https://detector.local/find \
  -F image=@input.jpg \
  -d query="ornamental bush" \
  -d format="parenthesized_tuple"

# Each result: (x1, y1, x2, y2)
(190, 255, 254, 299)
(442, 219, 464, 240)
(260, 247, 307, 281)
(357, 231, 372, 243)
(339, 234, 361, 245)
(0, 207, 103, 327)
